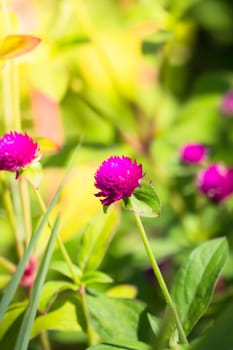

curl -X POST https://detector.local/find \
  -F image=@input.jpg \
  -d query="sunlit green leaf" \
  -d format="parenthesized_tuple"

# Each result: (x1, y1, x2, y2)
(130, 181, 161, 218)
(0, 302, 27, 341)
(21, 161, 42, 189)
(171, 237, 228, 335)
(81, 270, 113, 286)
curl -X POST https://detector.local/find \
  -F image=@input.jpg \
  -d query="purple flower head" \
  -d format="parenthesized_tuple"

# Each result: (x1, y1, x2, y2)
(94, 155, 143, 206)
(220, 92, 233, 116)
(180, 143, 207, 164)
(197, 163, 233, 203)
(0, 131, 40, 178)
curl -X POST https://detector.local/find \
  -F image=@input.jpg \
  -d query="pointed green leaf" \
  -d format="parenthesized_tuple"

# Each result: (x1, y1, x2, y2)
(0, 35, 41, 60)
(15, 217, 60, 350)
(87, 341, 150, 350)
(130, 181, 161, 218)
(77, 206, 120, 271)
(21, 161, 42, 189)
(171, 238, 228, 335)
(88, 294, 153, 344)
(0, 302, 27, 341)
(50, 260, 81, 281)
(81, 270, 113, 287)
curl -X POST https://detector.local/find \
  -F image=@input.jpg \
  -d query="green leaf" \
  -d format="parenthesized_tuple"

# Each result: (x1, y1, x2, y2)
(191, 302, 233, 350)
(81, 270, 113, 286)
(0, 35, 41, 60)
(15, 216, 60, 350)
(77, 206, 120, 271)
(0, 275, 11, 288)
(50, 260, 81, 281)
(171, 237, 228, 335)
(130, 181, 161, 218)
(39, 280, 78, 311)
(87, 341, 150, 350)
(21, 161, 43, 189)
(32, 300, 82, 338)
(0, 302, 27, 341)
(88, 294, 153, 344)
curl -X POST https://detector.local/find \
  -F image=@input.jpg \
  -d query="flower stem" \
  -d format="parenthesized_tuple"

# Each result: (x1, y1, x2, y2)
(79, 285, 97, 346)
(32, 187, 80, 285)
(131, 210, 188, 345)
(19, 178, 32, 246)
(1, 175, 24, 258)
(39, 331, 51, 350)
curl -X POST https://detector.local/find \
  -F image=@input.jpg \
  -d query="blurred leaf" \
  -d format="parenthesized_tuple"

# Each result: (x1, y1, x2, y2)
(0, 275, 11, 288)
(81, 270, 113, 286)
(77, 206, 120, 271)
(36, 136, 61, 155)
(142, 30, 174, 54)
(130, 181, 161, 218)
(32, 300, 82, 338)
(15, 217, 60, 350)
(21, 161, 42, 189)
(0, 302, 27, 341)
(88, 294, 153, 344)
(0, 35, 41, 59)
(58, 164, 103, 241)
(50, 260, 81, 281)
(191, 302, 233, 350)
(106, 285, 138, 299)
(39, 280, 78, 311)
(171, 237, 228, 335)
(87, 341, 150, 350)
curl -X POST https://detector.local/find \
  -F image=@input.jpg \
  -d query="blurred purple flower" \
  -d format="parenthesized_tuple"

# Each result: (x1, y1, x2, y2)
(0, 131, 40, 179)
(20, 256, 38, 288)
(180, 143, 207, 164)
(94, 155, 143, 206)
(197, 163, 233, 203)
(220, 92, 233, 116)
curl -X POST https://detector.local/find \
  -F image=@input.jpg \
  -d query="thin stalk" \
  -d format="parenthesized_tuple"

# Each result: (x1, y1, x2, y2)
(79, 285, 97, 346)
(32, 187, 80, 285)
(39, 331, 51, 350)
(1, 177, 24, 258)
(0, 256, 16, 273)
(19, 178, 32, 246)
(131, 209, 188, 344)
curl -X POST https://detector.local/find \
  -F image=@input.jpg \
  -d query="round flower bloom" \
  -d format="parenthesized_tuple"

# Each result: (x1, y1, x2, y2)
(220, 92, 233, 116)
(197, 163, 233, 203)
(20, 256, 37, 288)
(0, 131, 40, 178)
(94, 155, 143, 206)
(180, 143, 207, 164)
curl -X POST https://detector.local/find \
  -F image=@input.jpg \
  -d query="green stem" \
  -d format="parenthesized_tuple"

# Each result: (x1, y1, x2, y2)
(19, 178, 32, 246)
(131, 210, 188, 345)
(32, 187, 80, 285)
(1, 175, 24, 258)
(79, 285, 97, 346)
(39, 331, 51, 350)
(0, 256, 16, 273)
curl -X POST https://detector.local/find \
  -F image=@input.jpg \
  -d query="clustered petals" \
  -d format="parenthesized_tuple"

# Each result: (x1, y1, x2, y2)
(20, 256, 38, 288)
(0, 131, 39, 178)
(197, 163, 233, 203)
(180, 143, 207, 164)
(94, 156, 143, 206)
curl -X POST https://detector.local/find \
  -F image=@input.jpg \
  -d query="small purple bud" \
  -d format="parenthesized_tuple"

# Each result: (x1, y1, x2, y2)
(197, 163, 233, 203)
(180, 143, 207, 164)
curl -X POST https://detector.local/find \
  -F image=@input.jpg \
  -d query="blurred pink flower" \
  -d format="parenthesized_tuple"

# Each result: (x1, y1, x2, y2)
(197, 163, 233, 203)
(94, 156, 143, 206)
(0, 131, 40, 178)
(20, 256, 37, 288)
(180, 143, 207, 164)
(220, 92, 233, 116)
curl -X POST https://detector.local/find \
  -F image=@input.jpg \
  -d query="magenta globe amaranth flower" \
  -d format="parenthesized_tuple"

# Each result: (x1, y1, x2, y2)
(180, 143, 207, 164)
(197, 163, 233, 203)
(94, 155, 143, 206)
(220, 92, 233, 116)
(0, 131, 40, 178)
